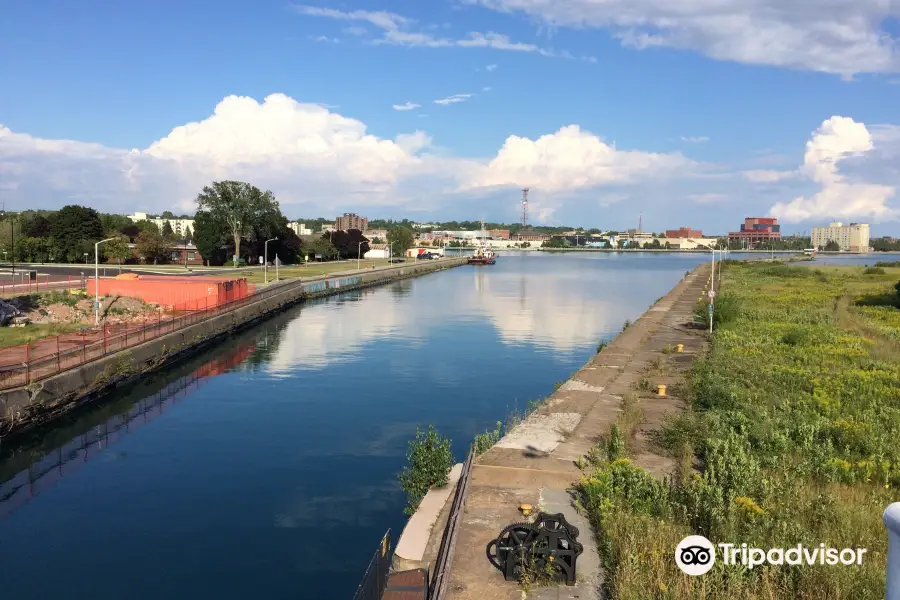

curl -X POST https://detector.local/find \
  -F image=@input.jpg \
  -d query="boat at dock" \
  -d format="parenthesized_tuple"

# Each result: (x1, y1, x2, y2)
(467, 221, 497, 265)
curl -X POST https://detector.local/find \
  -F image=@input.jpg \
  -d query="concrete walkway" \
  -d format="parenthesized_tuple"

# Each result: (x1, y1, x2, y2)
(443, 263, 712, 600)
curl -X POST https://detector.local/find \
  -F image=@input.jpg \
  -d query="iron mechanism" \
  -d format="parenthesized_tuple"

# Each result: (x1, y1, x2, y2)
(485, 512, 583, 586)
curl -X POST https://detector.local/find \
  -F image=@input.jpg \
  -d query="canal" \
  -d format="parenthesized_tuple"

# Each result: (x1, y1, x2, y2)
(0, 252, 712, 599)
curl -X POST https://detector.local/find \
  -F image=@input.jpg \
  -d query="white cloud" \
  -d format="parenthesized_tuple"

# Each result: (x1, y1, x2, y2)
(293, 4, 593, 60)
(687, 193, 727, 203)
(486, 64, 498, 71)
(392, 102, 421, 111)
(482, 86, 492, 92)
(467, 0, 900, 76)
(461, 124, 695, 194)
(680, 136, 709, 143)
(742, 169, 797, 183)
(434, 94, 472, 105)
(769, 116, 897, 223)
(310, 35, 339, 43)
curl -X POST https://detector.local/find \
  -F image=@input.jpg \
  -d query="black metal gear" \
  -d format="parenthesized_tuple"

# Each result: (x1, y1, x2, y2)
(486, 513, 583, 586)
(485, 521, 536, 572)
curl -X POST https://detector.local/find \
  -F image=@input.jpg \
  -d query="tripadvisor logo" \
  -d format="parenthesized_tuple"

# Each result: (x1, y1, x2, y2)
(675, 536, 868, 576)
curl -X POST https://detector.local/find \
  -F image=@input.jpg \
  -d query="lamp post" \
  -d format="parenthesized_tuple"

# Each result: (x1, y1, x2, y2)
(357, 241, 364, 270)
(264, 238, 277, 284)
(95, 237, 116, 325)
(389, 241, 395, 264)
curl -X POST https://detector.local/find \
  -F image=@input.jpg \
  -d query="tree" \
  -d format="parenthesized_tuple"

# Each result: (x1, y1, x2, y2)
(651, 238, 662, 249)
(100, 213, 131, 234)
(184, 225, 193, 241)
(387, 226, 414, 257)
(196, 180, 281, 266)
(193, 210, 227, 266)
(274, 227, 303, 264)
(120, 223, 142, 241)
(330, 229, 370, 259)
(824, 240, 840, 251)
(105, 236, 132, 265)
(161, 210, 176, 219)
(136, 220, 160, 235)
(307, 236, 338, 261)
(50, 205, 105, 262)
(135, 230, 169, 264)
(23, 214, 53, 238)
(161, 220, 174, 238)
(542, 237, 568, 249)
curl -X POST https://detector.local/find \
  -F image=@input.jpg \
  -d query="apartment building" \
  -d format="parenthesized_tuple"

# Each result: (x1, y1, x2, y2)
(335, 213, 368, 232)
(811, 222, 870, 252)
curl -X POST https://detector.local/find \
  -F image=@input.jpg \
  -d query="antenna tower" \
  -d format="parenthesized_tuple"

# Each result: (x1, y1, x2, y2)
(521, 188, 529, 229)
(638, 212, 643, 232)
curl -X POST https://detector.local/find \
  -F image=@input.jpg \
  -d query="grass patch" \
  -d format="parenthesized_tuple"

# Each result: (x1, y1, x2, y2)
(0, 323, 82, 347)
(575, 261, 899, 599)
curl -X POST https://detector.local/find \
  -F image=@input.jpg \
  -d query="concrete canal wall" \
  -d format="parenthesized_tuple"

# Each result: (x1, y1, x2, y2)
(391, 262, 714, 598)
(0, 258, 467, 441)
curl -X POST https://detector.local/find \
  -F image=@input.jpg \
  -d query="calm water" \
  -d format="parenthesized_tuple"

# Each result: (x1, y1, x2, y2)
(0, 253, 711, 599)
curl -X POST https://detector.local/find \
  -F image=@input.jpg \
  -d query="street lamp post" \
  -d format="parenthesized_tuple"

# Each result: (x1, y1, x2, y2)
(95, 237, 117, 325)
(389, 241, 395, 264)
(357, 241, 364, 270)
(264, 238, 277, 284)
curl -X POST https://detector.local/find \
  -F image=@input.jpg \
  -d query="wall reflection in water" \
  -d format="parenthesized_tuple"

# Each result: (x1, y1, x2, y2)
(0, 342, 256, 520)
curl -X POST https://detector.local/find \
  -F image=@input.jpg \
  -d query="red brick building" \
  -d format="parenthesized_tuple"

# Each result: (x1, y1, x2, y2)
(489, 229, 511, 240)
(728, 217, 781, 247)
(665, 227, 703, 238)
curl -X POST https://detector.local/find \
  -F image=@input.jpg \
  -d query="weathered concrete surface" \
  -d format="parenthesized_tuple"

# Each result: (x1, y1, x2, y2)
(443, 263, 712, 600)
(0, 258, 467, 440)
(394, 463, 463, 572)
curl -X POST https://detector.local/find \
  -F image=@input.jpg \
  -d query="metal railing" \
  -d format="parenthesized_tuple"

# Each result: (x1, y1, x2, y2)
(428, 446, 476, 600)
(0, 259, 463, 391)
(353, 529, 392, 600)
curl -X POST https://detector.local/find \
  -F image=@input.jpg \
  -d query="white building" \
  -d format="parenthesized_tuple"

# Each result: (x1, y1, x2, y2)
(364, 244, 390, 259)
(811, 222, 870, 252)
(288, 222, 312, 236)
(128, 212, 195, 237)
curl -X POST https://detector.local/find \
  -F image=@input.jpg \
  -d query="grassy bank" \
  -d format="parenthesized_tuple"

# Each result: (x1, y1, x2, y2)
(576, 261, 900, 599)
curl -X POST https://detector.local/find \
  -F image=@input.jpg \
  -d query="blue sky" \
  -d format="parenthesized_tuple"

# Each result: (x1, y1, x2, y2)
(1, 0, 899, 234)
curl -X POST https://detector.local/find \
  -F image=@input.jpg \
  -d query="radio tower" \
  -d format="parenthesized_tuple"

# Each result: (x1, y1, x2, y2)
(638, 212, 643, 232)
(521, 188, 529, 229)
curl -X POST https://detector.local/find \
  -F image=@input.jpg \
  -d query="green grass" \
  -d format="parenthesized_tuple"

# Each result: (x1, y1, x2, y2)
(576, 262, 900, 599)
(217, 258, 426, 285)
(0, 322, 82, 347)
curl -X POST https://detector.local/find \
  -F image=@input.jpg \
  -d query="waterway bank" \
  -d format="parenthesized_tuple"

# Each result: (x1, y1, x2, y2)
(0, 257, 467, 442)
(436, 261, 712, 599)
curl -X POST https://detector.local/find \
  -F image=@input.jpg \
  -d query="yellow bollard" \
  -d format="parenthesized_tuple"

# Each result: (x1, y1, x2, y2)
(657, 384, 667, 397)
(676, 344, 684, 353)
(520, 504, 533, 517)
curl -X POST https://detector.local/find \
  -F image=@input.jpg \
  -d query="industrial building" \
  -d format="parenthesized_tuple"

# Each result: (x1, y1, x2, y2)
(94, 274, 253, 311)
(666, 227, 703, 238)
(811, 222, 870, 252)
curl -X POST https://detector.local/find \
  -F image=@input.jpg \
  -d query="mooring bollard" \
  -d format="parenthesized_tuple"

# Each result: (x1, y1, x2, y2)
(657, 384, 667, 397)
(676, 344, 684, 353)
(885, 503, 900, 600)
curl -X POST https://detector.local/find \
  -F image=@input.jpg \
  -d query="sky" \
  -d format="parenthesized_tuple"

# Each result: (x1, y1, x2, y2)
(0, 0, 899, 235)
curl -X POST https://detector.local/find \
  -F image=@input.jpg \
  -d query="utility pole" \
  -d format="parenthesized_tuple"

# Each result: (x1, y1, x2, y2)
(95, 237, 116, 325)
(264, 238, 277, 284)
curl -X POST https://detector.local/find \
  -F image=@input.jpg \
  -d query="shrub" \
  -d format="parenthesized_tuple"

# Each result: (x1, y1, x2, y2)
(863, 266, 886, 275)
(875, 261, 900, 268)
(473, 421, 502, 456)
(397, 425, 454, 515)
(596, 341, 608, 354)
(693, 294, 740, 328)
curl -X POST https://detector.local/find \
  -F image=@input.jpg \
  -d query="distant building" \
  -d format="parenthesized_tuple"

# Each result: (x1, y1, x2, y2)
(363, 228, 388, 241)
(128, 212, 195, 236)
(489, 229, 511, 240)
(105, 242, 204, 265)
(619, 229, 654, 241)
(364, 243, 390, 259)
(811, 222, 870, 252)
(321, 224, 336, 233)
(335, 213, 368, 232)
(511, 231, 550, 242)
(287, 222, 312, 236)
(666, 227, 703, 238)
(728, 217, 781, 247)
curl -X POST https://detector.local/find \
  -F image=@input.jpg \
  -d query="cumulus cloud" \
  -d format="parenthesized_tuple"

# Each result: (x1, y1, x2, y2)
(434, 94, 472, 105)
(293, 4, 593, 60)
(769, 116, 897, 223)
(393, 101, 421, 111)
(466, 0, 900, 76)
(461, 125, 695, 194)
(0, 92, 718, 220)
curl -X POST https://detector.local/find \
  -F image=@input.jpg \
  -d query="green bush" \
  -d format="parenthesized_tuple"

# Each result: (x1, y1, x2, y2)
(875, 261, 900, 268)
(473, 421, 502, 456)
(693, 294, 740, 328)
(397, 425, 454, 515)
(863, 266, 886, 275)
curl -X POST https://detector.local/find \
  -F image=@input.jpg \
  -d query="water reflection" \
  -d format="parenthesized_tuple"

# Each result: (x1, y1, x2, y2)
(0, 341, 256, 520)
